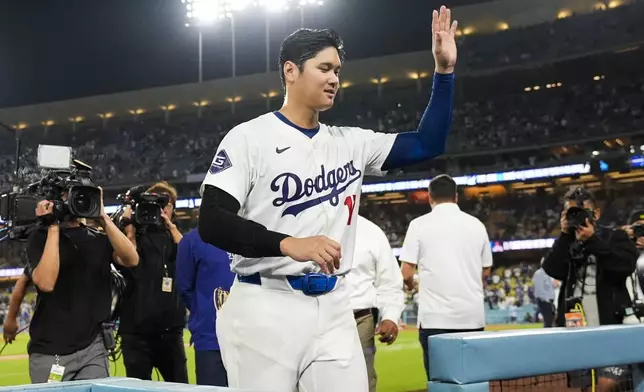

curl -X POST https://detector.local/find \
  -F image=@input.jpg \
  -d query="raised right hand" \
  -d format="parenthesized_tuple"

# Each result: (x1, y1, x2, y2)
(280, 236, 342, 274)
(35, 200, 54, 217)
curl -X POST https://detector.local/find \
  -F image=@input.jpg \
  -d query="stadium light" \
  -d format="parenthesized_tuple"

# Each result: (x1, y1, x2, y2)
(183, 0, 226, 83)
(497, 22, 509, 31)
(184, 0, 225, 27)
(258, 0, 290, 13)
(608, 0, 622, 8)
(183, 0, 325, 86)
(557, 10, 571, 19)
(256, 0, 325, 73)
(221, 0, 253, 13)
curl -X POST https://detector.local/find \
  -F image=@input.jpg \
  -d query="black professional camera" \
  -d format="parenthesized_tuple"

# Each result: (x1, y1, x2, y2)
(114, 185, 169, 227)
(564, 187, 596, 234)
(0, 192, 40, 240)
(632, 223, 644, 239)
(28, 159, 102, 220)
(628, 210, 644, 239)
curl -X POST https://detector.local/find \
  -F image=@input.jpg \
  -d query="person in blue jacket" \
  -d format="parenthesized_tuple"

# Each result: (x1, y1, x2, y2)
(176, 228, 235, 386)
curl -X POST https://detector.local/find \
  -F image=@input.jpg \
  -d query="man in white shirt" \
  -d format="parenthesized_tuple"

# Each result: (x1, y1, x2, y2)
(399, 174, 493, 380)
(532, 258, 555, 327)
(347, 216, 405, 392)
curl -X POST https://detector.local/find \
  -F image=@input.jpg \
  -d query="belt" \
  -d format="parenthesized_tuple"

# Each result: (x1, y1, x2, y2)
(238, 272, 338, 296)
(353, 308, 372, 319)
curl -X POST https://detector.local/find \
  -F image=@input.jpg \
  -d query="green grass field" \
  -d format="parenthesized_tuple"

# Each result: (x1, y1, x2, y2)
(0, 324, 541, 392)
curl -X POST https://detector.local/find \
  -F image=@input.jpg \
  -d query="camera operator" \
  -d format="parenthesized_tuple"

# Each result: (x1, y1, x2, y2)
(543, 187, 637, 392)
(117, 181, 188, 383)
(26, 190, 139, 384)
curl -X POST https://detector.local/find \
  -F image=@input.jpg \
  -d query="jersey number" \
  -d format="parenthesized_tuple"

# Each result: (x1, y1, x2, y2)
(344, 195, 357, 225)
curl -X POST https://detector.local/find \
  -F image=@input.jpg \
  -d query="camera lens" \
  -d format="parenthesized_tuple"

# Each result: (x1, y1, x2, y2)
(69, 187, 101, 217)
(72, 193, 92, 214)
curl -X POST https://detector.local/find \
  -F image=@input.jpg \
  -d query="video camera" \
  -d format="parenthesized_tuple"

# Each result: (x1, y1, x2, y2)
(28, 145, 102, 220)
(565, 187, 596, 234)
(628, 210, 644, 239)
(0, 193, 40, 240)
(114, 185, 170, 228)
(1, 145, 100, 239)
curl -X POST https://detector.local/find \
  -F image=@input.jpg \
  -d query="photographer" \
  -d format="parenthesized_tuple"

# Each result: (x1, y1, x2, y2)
(26, 191, 139, 383)
(543, 187, 637, 392)
(117, 181, 188, 383)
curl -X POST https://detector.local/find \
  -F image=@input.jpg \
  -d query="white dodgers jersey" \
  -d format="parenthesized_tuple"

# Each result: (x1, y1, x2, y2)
(201, 112, 396, 277)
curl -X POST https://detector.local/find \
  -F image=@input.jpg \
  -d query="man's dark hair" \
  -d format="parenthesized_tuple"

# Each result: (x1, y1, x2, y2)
(278, 28, 346, 88)
(429, 175, 457, 202)
(564, 187, 596, 208)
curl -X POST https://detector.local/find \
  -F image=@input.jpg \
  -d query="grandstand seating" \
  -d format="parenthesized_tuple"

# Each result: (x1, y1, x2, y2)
(1, 67, 642, 194)
(4, 3, 644, 392)
(1, 1, 643, 194)
(2, 1, 644, 291)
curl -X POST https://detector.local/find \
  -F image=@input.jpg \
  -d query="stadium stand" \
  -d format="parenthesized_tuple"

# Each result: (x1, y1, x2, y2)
(3, 3, 644, 391)
(0, 0, 643, 193)
(1, 63, 642, 193)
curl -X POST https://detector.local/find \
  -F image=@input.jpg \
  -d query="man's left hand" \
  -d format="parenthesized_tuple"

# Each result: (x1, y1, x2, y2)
(376, 320, 399, 345)
(432, 5, 458, 74)
(575, 219, 595, 241)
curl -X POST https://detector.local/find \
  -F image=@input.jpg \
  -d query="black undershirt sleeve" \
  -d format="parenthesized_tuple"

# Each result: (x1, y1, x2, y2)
(198, 185, 290, 258)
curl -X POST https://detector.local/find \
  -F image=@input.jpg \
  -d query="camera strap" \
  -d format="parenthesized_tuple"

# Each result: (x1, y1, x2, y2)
(144, 234, 172, 293)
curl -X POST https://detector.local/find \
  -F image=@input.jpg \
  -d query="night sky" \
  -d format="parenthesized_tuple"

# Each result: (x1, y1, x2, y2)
(0, 0, 484, 108)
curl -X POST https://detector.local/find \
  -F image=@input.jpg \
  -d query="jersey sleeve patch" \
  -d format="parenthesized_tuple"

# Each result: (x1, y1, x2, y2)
(209, 149, 233, 175)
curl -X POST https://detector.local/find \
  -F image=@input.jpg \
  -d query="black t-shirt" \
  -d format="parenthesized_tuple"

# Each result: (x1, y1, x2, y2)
(26, 225, 113, 355)
(118, 228, 186, 334)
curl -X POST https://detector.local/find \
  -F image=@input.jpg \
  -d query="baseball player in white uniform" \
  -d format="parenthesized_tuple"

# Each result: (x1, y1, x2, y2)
(198, 6, 458, 391)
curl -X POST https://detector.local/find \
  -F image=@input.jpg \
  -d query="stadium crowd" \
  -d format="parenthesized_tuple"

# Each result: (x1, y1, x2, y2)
(458, 0, 644, 71)
(1, 71, 642, 194)
(1, 0, 643, 193)
(1, 3, 643, 391)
